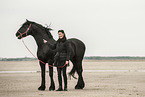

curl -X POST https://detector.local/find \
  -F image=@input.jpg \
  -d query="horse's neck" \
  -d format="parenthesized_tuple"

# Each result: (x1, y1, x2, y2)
(31, 26, 56, 47)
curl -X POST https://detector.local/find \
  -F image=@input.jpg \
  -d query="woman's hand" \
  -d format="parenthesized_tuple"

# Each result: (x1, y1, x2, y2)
(43, 39, 47, 43)
(65, 61, 69, 65)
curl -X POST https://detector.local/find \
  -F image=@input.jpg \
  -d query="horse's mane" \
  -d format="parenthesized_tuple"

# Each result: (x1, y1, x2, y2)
(26, 21, 53, 38)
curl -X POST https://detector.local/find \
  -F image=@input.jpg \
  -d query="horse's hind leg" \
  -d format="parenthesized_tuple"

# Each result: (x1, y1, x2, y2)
(38, 62, 46, 91)
(75, 60, 85, 89)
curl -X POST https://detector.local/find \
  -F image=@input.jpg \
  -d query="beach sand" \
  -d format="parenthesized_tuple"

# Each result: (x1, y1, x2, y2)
(0, 60, 145, 97)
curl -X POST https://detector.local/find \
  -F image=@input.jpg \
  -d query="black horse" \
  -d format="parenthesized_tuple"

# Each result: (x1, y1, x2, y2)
(16, 20, 86, 91)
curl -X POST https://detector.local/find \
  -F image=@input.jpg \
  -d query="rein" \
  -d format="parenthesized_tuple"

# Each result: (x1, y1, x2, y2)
(22, 38, 67, 68)
(22, 39, 47, 65)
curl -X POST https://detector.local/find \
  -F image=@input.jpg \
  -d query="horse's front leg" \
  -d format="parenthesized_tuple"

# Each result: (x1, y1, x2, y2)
(38, 62, 46, 91)
(48, 66, 55, 91)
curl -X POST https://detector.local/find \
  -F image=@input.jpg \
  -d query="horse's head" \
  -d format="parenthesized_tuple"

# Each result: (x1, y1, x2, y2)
(16, 19, 32, 39)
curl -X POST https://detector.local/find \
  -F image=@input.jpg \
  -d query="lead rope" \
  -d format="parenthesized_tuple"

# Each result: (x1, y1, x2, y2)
(22, 39, 47, 65)
(22, 39, 67, 68)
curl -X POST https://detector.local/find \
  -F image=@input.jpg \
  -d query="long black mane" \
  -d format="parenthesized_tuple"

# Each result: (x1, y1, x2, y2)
(27, 21, 53, 38)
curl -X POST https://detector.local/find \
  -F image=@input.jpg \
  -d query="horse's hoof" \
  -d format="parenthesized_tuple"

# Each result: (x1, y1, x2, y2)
(38, 86, 46, 91)
(75, 85, 84, 89)
(56, 88, 63, 91)
(49, 87, 55, 91)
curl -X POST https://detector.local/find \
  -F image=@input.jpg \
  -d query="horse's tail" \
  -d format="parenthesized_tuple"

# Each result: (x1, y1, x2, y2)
(68, 65, 77, 79)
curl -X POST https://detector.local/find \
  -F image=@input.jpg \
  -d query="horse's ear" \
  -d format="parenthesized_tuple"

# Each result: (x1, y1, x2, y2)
(26, 19, 29, 22)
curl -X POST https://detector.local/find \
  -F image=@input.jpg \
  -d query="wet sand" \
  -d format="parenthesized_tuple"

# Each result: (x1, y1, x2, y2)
(0, 60, 145, 97)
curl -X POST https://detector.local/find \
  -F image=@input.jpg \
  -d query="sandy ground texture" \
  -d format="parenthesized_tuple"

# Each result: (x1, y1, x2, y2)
(0, 60, 145, 97)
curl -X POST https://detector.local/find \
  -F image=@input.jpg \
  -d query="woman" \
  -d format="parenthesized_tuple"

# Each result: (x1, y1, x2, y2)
(55, 30, 71, 91)
(45, 30, 71, 91)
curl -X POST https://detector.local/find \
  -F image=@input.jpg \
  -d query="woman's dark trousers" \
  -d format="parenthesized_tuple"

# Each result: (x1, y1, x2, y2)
(57, 66, 67, 91)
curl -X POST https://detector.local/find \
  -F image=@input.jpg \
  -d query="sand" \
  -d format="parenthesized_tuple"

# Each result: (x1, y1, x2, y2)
(0, 60, 145, 97)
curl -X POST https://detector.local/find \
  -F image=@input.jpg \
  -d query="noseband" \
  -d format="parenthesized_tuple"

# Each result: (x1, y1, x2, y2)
(17, 23, 32, 38)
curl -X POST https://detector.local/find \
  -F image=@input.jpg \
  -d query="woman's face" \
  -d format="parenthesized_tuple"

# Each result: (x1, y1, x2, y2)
(58, 32, 64, 39)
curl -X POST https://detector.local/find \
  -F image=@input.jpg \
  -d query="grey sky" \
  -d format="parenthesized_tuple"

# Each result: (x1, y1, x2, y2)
(0, 0, 145, 58)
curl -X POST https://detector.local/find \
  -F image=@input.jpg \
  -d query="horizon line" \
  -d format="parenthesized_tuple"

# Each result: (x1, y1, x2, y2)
(1, 55, 145, 58)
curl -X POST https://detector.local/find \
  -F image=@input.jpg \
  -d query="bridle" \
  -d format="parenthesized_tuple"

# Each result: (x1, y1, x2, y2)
(17, 23, 32, 38)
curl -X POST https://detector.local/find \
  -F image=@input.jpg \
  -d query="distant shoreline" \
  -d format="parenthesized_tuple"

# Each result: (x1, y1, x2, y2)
(84, 56, 145, 60)
(1, 56, 145, 61)
(0, 57, 36, 61)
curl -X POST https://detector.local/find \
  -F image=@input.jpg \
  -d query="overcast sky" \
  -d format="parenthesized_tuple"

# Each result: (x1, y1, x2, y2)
(0, 0, 145, 58)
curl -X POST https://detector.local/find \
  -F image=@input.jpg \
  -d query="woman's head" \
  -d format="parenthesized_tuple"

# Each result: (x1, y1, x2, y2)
(58, 30, 65, 39)
(58, 30, 67, 42)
